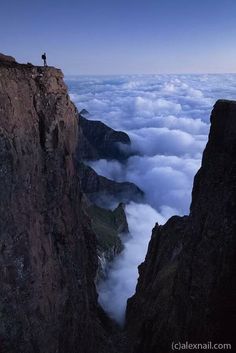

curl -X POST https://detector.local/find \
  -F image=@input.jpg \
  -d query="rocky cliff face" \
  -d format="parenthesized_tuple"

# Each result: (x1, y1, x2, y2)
(77, 114, 131, 161)
(84, 202, 129, 278)
(126, 100, 236, 352)
(77, 162, 144, 207)
(0, 56, 118, 353)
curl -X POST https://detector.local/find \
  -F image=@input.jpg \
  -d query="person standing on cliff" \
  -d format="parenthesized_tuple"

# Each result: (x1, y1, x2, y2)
(41, 52, 47, 66)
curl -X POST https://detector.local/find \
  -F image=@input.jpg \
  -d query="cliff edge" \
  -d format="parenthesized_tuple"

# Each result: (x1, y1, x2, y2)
(0, 55, 117, 353)
(126, 100, 236, 352)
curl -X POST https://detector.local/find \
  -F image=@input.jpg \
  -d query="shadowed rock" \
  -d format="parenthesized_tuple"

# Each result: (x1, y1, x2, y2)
(126, 100, 236, 352)
(80, 108, 90, 116)
(77, 114, 132, 161)
(0, 57, 121, 353)
(77, 162, 144, 207)
(83, 199, 129, 278)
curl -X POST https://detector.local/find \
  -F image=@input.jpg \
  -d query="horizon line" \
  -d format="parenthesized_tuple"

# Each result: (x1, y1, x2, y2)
(64, 72, 236, 77)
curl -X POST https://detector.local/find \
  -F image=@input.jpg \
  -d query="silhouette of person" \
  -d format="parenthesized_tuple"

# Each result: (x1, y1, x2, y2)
(41, 53, 47, 66)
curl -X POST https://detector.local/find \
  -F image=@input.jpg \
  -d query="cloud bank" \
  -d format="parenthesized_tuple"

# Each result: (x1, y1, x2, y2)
(97, 202, 166, 325)
(67, 74, 236, 324)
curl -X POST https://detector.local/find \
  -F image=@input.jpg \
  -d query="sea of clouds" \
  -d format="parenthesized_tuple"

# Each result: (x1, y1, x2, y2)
(67, 74, 236, 324)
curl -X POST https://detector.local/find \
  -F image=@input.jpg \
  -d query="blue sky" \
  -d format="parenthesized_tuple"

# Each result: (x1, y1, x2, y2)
(1, 0, 236, 74)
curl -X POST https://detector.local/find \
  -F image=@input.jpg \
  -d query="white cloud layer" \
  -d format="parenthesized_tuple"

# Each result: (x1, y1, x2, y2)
(97, 202, 166, 325)
(67, 74, 236, 324)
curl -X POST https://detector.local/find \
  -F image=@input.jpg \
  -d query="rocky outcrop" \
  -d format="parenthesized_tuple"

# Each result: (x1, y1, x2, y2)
(77, 114, 131, 161)
(0, 53, 16, 63)
(0, 58, 118, 353)
(84, 201, 129, 278)
(77, 162, 144, 207)
(126, 100, 236, 352)
(80, 108, 89, 116)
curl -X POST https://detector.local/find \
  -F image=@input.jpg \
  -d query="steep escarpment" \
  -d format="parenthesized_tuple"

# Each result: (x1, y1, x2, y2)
(0, 56, 118, 353)
(84, 201, 129, 278)
(77, 162, 144, 207)
(126, 100, 236, 352)
(77, 113, 131, 161)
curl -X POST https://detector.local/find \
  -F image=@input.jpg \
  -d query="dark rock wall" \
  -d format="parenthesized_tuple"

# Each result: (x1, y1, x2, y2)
(126, 100, 236, 353)
(0, 62, 116, 353)
(77, 115, 131, 161)
(85, 202, 129, 278)
(77, 162, 144, 206)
